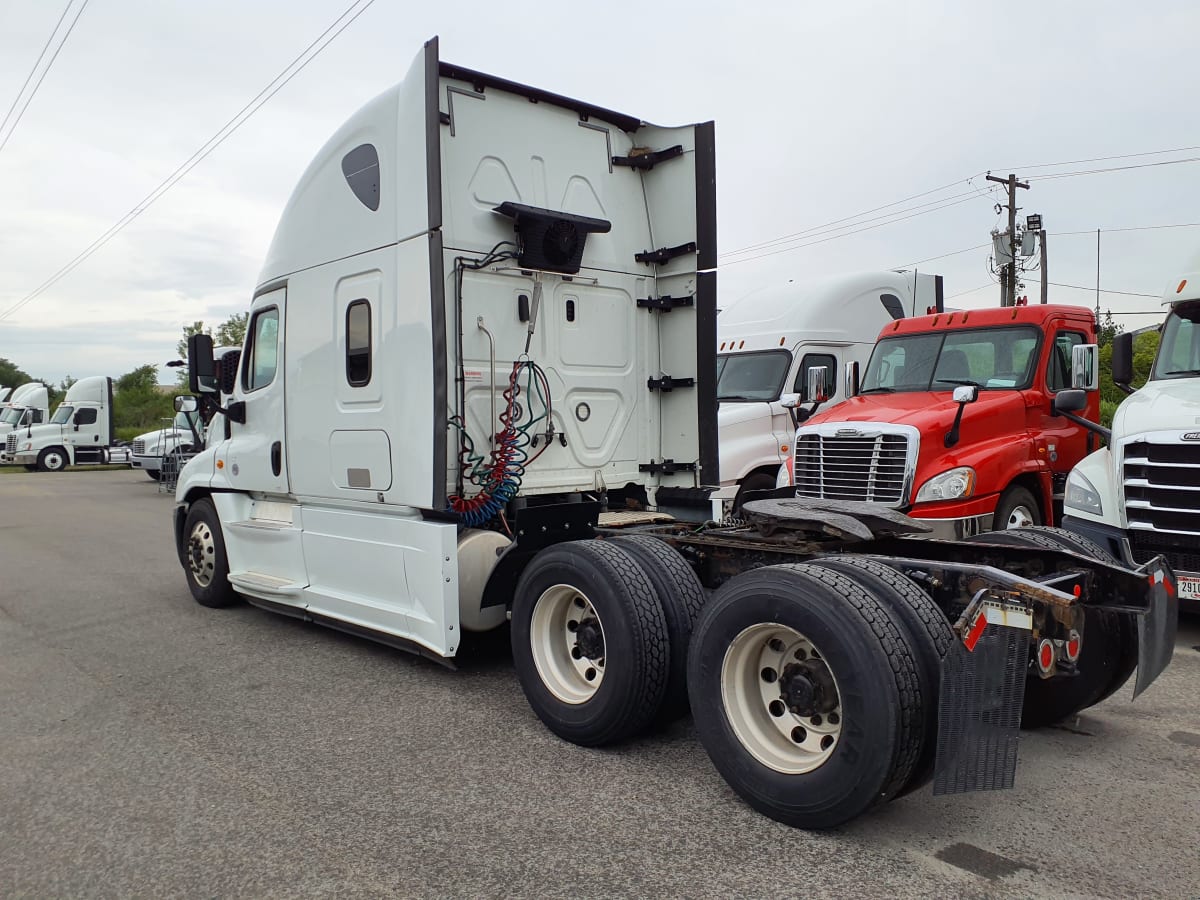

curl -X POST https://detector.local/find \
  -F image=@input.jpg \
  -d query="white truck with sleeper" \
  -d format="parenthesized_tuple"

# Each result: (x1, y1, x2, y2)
(5, 376, 127, 470)
(1064, 254, 1200, 610)
(172, 38, 1176, 830)
(717, 271, 942, 505)
(0, 383, 51, 449)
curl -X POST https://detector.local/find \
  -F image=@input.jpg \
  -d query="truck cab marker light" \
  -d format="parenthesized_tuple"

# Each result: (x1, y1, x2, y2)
(217, 460, 224, 469)
(1178, 279, 1187, 293)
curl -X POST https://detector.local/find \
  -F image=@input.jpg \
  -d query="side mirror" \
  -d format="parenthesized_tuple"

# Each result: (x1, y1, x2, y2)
(188, 334, 218, 394)
(805, 366, 830, 403)
(845, 361, 860, 398)
(952, 384, 979, 404)
(779, 392, 801, 410)
(174, 395, 199, 413)
(1111, 332, 1134, 389)
(1071, 343, 1099, 391)
(1054, 388, 1088, 414)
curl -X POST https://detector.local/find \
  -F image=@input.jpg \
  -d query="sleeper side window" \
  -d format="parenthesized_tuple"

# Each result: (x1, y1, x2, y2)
(243, 307, 280, 392)
(346, 299, 371, 386)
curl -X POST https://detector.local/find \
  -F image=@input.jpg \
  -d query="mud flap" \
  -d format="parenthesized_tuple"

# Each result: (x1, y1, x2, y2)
(932, 623, 1028, 795)
(1134, 557, 1177, 699)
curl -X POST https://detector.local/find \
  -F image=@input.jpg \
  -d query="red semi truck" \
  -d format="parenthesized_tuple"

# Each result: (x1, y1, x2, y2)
(777, 303, 1101, 536)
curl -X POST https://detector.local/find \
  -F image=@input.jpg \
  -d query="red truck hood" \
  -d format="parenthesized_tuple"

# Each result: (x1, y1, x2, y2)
(808, 390, 1025, 433)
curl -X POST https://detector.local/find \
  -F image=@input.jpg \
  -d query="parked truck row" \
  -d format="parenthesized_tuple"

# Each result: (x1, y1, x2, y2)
(163, 39, 1177, 831)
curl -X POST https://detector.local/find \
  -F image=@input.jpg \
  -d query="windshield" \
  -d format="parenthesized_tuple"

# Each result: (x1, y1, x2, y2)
(860, 326, 1041, 393)
(173, 410, 200, 431)
(1152, 300, 1200, 380)
(0, 407, 22, 425)
(716, 350, 792, 401)
(50, 405, 74, 425)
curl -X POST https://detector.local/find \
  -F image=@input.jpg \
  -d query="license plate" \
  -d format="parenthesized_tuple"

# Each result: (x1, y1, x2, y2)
(1179, 577, 1200, 601)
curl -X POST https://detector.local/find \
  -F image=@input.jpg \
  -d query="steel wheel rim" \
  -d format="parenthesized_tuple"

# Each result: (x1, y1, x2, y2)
(721, 624, 843, 774)
(188, 521, 217, 587)
(1005, 505, 1036, 529)
(530, 584, 606, 704)
(44, 451, 64, 470)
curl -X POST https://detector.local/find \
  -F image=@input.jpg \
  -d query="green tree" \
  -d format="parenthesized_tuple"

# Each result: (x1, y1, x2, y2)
(0, 357, 33, 389)
(113, 364, 174, 430)
(175, 313, 246, 386)
(1096, 309, 1160, 428)
(216, 312, 248, 350)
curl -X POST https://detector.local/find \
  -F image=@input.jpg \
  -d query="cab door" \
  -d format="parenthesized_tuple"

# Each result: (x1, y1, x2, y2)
(1033, 323, 1093, 500)
(226, 287, 289, 495)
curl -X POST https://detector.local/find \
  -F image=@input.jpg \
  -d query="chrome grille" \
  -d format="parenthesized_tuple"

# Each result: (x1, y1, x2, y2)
(5, 433, 16, 455)
(793, 431, 911, 505)
(1123, 439, 1200, 537)
(132, 439, 146, 455)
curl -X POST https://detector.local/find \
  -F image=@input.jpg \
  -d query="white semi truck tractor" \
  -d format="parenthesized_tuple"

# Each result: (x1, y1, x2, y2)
(0, 382, 50, 448)
(1064, 257, 1200, 610)
(6, 376, 119, 471)
(173, 38, 1176, 829)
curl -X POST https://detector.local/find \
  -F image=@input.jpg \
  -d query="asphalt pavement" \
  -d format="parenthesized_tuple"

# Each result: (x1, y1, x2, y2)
(2, 469, 1198, 898)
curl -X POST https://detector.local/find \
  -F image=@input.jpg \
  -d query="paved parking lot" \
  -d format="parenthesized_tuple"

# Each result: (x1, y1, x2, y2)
(2, 469, 1198, 898)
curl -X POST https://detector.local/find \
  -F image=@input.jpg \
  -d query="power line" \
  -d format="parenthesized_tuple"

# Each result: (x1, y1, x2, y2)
(0, 2, 73, 137)
(0, 0, 91, 156)
(1029, 156, 1200, 181)
(1041, 281, 1159, 299)
(1049, 222, 1200, 237)
(715, 194, 998, 267)
(895, 242, 990, 268)
(0, 0, 379, 322)
(720, 173, 988, 257)
(995, 144, 1200, 173)
(721, 188, 990, 259)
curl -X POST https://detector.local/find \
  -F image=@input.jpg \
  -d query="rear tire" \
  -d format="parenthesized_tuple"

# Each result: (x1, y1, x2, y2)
(22, 464, 38, 472)
(965, 527, 1131, 727)
(609, 534, 706, 723)
(511, 540, 669, 747)
(182, 499, 239, 608)
(688, 562, 923, 829)
(806, 555, 952, 796)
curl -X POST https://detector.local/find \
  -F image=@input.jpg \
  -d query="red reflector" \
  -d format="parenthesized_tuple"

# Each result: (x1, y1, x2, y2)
(1072, 584, 1082, 598)
(1066, 636, 1081, 661)
(963, 612, 987, 651)
(1038, 639, 1054, 672)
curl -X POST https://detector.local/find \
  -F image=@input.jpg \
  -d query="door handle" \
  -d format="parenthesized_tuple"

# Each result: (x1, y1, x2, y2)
(271, 441, 282, 476)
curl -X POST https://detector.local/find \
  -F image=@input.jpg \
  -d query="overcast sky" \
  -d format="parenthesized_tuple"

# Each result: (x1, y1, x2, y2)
(2, 0, 1198, 385)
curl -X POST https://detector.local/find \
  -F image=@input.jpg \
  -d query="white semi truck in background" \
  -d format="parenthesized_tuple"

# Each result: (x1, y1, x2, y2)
(0, 382, 50, 445)
(171, 37, 1175, 830)
(130, 409, 205, 481)
(5, 376, 127, 471)
(1064, 256, 1200, 609)
(716, 271, 942, 504)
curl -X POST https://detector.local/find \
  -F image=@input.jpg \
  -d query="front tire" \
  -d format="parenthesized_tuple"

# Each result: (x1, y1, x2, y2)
(146, 469, 162, 482)
(511, 540, 669, 746)
(993, 484, 1041, 529)
(182, 499, 238, 608)
(688, 563, 923, 829)
(37, 447, 68, 472)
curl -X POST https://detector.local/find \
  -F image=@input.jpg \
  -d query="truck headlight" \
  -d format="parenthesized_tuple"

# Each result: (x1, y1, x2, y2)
(915, 466, 976, 503)
(1064, 469, 1103, 514)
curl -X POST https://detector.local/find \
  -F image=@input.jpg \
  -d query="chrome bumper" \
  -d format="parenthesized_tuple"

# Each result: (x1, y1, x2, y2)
(917, 513, 994, 540)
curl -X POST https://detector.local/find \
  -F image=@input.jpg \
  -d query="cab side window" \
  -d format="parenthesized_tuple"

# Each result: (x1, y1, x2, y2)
(243, 307, 280, 392)
(795, 353, 837, 400)
(75, 408, 97, 425)
(1047, 331, 1084, 392)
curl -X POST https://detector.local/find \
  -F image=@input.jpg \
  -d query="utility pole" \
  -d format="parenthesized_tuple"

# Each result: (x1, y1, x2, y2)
(1040, 229, 1048, 303)
(986, 172, 1030, 306)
